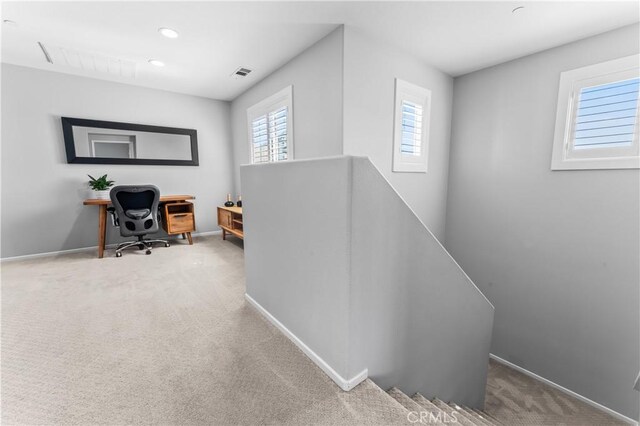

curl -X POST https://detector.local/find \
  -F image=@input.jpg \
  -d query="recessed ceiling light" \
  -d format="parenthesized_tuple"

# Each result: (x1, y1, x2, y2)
(148, 59, 165, 67)
(158, 27, 179, 39)
(512, 6, 525, 14)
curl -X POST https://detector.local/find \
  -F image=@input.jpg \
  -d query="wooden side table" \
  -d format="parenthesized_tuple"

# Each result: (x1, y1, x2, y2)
(162, 202, 196, 244)
(217, 206, 243, 240)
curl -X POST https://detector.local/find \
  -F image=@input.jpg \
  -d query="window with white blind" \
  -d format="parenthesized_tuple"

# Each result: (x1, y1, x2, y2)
(393, 79, 431, 173)
(400, 101, 424, 156)
(247, 86, 293, 164)
(551, 55, 640, 170)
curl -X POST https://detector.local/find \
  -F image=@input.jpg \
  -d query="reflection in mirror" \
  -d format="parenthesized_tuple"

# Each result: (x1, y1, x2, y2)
(72, 127, 192, 161)
(62, 117, 198, 166)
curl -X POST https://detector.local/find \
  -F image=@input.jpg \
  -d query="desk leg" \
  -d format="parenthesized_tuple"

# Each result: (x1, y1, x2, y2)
(186, 232, 193, 245)
(98, 205, 107, 258)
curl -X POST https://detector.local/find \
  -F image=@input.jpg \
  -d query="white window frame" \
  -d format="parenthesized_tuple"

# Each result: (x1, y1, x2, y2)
(551, 55, 640, 170)
(392, 78, 431, 173)
(247, 85, 294, 164)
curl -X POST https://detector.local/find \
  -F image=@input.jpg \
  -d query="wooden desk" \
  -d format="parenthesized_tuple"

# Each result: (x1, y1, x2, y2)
(217, 206, 243, 240)
(83, 195, 195, 258)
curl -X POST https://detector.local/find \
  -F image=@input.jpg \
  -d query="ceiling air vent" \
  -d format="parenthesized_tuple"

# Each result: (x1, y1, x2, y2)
(232, 67, 252, 77)
(36, 42, 137, 79)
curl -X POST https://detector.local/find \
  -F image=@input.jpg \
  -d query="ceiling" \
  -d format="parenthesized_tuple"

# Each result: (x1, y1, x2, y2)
(2, 1, 638, 101)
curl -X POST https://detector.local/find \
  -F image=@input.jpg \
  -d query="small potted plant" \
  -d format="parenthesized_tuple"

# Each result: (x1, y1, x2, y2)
(88, 174, 115, 200)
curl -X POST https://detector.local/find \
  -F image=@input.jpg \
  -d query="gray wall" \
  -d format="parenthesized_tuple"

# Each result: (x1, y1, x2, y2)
(230, 26, 453, 241)
(241, 157, 352, 377)
(1, 64, 234, 258)
(230, 27, 344, 192)
(445, 24, 640, 420)
(242, 156, 494, 407)
(349, 157, 493, 408)
(342, 27, 454, 240)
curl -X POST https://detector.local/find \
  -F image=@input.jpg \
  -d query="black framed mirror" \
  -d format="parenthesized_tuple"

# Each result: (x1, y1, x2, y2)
(61, 117, 199, 166)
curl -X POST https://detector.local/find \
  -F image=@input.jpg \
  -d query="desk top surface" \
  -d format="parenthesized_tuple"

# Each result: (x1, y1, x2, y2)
(83, 194, 195, 205)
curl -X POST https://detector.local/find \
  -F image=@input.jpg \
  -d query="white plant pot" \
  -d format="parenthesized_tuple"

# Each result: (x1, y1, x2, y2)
(93, 189, 111, 200)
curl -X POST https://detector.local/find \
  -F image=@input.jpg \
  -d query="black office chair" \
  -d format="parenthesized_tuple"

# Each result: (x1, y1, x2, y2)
(109, 185, 170, 257)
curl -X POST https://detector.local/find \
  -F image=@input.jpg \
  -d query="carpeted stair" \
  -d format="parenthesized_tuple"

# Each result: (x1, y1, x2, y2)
(385, 386, 502, 425)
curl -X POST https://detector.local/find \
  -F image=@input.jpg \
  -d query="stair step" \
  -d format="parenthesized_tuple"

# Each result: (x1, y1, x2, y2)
(410, 393, 447, 425)
(431, 398, 477, 426)
(411, 393, 445, 415)
(382, 386, 504, 426)
(387, 387, 425, 413)
(284, 379, 411, 425)
(469, 411, 497, 426)
(339, 379, 412, 425)
(473, 408, 503, 425)
(447, 402, 487, 426)
(450, 402, 494, 426)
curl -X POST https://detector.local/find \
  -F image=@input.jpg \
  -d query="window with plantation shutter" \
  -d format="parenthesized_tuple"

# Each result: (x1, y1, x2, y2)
(400, 101, 424, 156)
(393, 79, 431, 173)
(551, 55, 640, 170)
(573, 79, 638, 150)
(251, 115, 269, 164)
(247, 86, 293, 164)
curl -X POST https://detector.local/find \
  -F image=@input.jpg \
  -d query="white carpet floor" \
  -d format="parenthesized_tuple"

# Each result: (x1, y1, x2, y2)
(1, 236, 409, 425)
(2, 235, 628, 425)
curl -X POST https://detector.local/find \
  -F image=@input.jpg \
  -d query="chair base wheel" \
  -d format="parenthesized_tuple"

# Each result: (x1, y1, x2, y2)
(114, 238, 168, 257)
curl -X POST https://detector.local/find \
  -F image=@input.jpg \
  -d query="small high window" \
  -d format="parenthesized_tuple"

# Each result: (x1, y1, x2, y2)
(551, 55, 639, 170)
(247, 86, 293, 164)
(393, 79, 431, 173)
(400, 101, 424, 156)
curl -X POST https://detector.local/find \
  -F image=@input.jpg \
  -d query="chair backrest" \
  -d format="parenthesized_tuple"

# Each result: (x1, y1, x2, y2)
(110, 185, 161, 237)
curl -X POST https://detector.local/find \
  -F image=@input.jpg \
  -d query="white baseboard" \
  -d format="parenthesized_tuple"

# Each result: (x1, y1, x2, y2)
(193, 230, 222, 238)
(244, 293, 368, 391)
(1, 245, 104, 262)
(489, 354, 638, 425)
(0, 230, 222, 262)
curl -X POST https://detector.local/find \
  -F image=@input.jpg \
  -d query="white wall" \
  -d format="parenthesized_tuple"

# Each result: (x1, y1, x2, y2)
(445, 24, 640, 421)
(241, 156, 494, 407)
(230, 26, 453, 241)
(1, 64, 234, 258)
(242, 157, 353, 378)
(342, 27, 453, 240)
(349, 157, 493, 408)
(230, 27, 344, 192)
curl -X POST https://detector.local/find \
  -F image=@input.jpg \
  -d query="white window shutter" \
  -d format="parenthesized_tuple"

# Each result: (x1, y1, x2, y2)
(551, 54, 640, 170)
(400, 100, 424, 156)
(393, 78, 431, 173)
(251, 115, 269, 164)
(268, 106, 288, 162)
(247, 86, 293, 164)
(572, 78, 639, 150)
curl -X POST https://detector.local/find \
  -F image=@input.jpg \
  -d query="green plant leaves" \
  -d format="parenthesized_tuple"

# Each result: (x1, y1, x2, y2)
(87, 174, 115, 191)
